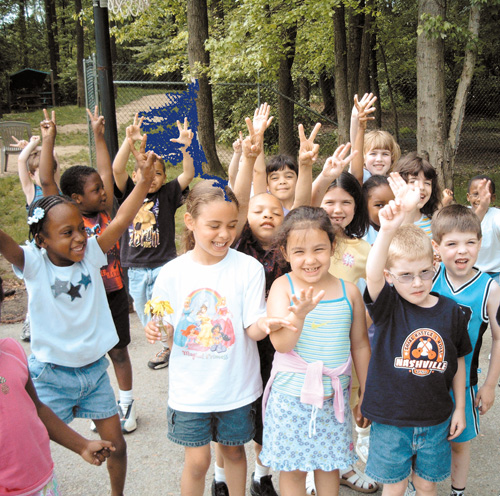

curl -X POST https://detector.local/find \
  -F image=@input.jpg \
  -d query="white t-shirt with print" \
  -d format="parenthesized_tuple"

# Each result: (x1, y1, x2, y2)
(14, 237, 118, 367)
(476, 207, 500, 273)
(153, 248, 266, 412)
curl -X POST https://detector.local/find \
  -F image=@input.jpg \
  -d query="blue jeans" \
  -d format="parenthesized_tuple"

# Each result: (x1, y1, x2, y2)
(365, 417, 452, 484)
(128, 266, 163, 326)
(167, 402, 256, 447)
(28, 355, 118, 424)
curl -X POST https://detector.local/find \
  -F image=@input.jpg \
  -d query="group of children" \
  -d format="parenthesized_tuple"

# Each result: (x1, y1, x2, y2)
(0, 95, 499, 496)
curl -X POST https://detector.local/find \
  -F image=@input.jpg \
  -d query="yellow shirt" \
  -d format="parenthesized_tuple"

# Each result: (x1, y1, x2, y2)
(329, 238, 371, 284)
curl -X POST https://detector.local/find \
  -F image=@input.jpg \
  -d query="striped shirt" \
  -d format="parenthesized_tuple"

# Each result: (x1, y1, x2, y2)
(273, 275, 352, 397)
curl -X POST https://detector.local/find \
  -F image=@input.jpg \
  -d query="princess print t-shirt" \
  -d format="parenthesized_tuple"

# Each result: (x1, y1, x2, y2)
(152, 249, 266, 412)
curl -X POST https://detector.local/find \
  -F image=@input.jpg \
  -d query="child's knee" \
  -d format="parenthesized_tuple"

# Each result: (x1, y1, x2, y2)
(451, 440, 469, 455)
(184, 447, 211, 478)
(283, 469, 306, 484)
(108, 347, 130, 365)
(413, 476, 436, 494)
(220, 444, 245, 463)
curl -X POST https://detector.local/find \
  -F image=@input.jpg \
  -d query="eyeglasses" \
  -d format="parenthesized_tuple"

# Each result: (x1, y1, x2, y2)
(387, 269, 435, 284)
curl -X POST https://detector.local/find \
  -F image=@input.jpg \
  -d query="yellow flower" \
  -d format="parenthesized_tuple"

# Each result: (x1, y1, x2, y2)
(144, 297, 174, 317)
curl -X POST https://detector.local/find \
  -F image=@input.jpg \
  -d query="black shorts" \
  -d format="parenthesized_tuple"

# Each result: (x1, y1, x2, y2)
(107, 286, 131, 349)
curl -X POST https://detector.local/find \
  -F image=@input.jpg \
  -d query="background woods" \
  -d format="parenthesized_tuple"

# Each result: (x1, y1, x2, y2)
(0, 0, 499, 184)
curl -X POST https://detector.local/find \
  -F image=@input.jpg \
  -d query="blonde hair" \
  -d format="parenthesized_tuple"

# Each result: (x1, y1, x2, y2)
(364, 130, 401, 166)
(182, 180, 239, 253)
(386, 224, 433, 268)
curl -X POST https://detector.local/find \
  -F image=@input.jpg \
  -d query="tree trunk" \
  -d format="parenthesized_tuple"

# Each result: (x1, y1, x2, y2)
(319, 72, 335, 117)
(187, 0, 226, 177)
(370, 30, 382, 128)
(278, 24, 297, 158)
(347, 5, 363, 104)
(17, 0, 28, 67)
(333, 4, 350, 144)
(445, 3, 481, 189)
(75, 0, 85, 107)
(43, 0, 60, 104)
(380, 44, 399, 143)
(417, 0, 447, 188)
(358, 0, 373, 97)
(299, 77, 310, 104)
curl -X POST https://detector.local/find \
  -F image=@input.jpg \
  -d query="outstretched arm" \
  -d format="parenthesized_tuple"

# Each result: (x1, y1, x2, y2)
(232, 117, 265, 241)
(170, 118, 195, 191)
(365, 200, 405, 302)
(350, 93, 377, 185)
(12, 135, 40, 203)
(292, 122, 321, 209)
(228, 134, 242, 190)
(97, 140, 155, 254)
(87, 106, 114, 214)
(39, 109, 59, 196)
(311, 143, 357, 207)
(113, 113, 144, 193)
(0, 229, 25, 271)
(470, 178, 491, 222)
(250, 103, 274, 196)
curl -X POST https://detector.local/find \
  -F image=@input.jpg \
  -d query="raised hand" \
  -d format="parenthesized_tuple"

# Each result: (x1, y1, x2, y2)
(353, 93, 377, 128)
(126, 113, 144, 142)
(289, 286, 325, 320)
(252, 102, 274, 135)
(232, 134, 243, 154)
(170, 117, 194, 149)
(321, 143, 357, 181)
(388, 172, 420, 213)
(86, 105, 105, 138)
(242, 117, 264, 159)
(378, 199, 405, 232)
(10, 135, 40, 150)
(40, 108, 56, 140)
(298, 123, 321, 167)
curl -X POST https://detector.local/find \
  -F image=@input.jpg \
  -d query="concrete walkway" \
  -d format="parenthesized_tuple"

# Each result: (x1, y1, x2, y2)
(3, 314, 499, 495)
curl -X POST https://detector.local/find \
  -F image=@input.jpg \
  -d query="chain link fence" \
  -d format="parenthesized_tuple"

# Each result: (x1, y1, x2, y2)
(85, 58, 500, 193)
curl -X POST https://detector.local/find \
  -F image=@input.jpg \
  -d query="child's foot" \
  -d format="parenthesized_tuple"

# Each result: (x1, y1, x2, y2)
(250, 472, 278, 496)
(211, 478, 229, 496)
(339, 466, 378, 493)
(119, 399, 137, 433)
(147, 347, 171, 369)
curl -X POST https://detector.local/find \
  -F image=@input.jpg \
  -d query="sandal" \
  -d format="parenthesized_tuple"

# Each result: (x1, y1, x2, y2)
(339, 466, 379, 494)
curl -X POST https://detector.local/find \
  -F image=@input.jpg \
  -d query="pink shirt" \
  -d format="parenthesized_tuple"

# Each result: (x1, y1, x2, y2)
(0, 339, 53, 496)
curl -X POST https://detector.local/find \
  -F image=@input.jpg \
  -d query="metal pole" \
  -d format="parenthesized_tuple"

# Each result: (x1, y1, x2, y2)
(93, 0, 118, 159)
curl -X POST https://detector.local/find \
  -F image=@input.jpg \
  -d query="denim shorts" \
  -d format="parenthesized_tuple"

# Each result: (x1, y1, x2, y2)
(365, 417, 452, 484)
(28, 354, 118, 424)
(128, 266, 163, 326)
(167, 402, 256, 447)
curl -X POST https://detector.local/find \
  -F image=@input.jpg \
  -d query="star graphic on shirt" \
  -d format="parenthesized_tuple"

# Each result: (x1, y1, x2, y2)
(51, 278, 69, 298)
(67, 283, 82, 301)
(78, 273, 91, 289)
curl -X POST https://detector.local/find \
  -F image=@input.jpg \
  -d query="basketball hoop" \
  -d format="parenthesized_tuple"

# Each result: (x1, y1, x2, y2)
(108, 0, 150, 17)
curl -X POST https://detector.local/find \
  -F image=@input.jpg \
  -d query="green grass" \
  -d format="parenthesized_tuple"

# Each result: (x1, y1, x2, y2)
(0, 176, 30, 244)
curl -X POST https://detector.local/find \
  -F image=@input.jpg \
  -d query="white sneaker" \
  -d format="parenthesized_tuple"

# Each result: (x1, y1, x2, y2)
(404, 480, 416, 496)
(119, 400, 137, 433)
(306, 471, 316, 495)
(89, 420, 97, 432)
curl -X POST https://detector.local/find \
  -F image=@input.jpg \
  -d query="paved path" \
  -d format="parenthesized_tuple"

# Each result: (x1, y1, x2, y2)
(3, 315, 499, 495)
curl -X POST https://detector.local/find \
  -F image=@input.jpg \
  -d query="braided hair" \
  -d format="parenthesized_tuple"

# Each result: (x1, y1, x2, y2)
(28, 195, 75, 245)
